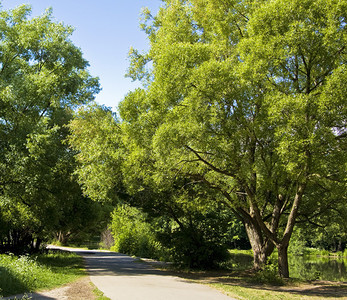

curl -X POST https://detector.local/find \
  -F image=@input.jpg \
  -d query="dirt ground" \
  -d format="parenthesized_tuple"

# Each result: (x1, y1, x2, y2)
(65, 277, 96, 300)
(3, 277, 97, 300)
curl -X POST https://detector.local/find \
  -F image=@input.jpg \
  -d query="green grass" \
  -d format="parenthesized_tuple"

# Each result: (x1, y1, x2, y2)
(91, 282, 111, 300)
(210, 283, 338, 300)
(205, 249, 347, 299)
(0, 251, 85, 297)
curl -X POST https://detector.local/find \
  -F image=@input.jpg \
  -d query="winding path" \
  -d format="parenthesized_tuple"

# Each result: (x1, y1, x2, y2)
(52, 246, 234, 300)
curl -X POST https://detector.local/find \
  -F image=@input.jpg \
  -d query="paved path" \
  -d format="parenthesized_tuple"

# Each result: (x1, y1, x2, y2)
(52, 246, 234, 300)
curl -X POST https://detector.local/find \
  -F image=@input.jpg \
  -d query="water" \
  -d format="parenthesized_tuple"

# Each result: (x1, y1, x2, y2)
(228, 251, 347, 281)
(289, 256, 347, 281)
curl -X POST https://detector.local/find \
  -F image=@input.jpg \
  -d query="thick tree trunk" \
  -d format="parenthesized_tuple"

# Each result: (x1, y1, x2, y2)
(245, 221, 274, 270)
(277, 243, 289, 278)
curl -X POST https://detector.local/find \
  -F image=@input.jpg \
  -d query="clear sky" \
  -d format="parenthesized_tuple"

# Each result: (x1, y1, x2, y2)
(1, 0, 162, 111)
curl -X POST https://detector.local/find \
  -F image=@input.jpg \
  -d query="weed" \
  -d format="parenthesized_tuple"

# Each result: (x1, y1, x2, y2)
(0, 251, 84, 297)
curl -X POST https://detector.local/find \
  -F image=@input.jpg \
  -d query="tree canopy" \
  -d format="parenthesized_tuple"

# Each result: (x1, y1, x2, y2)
(65, 0, 347, 277)
(118, 0, 347, 277)
(0, 4, 101, 251)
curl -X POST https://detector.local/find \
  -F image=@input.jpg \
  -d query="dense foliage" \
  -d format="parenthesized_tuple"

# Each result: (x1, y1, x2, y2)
(68, 0, 347, 276)
(117, 0, 346, 277)
(110, 205, 164, 259)
(0, 5, 101, 252)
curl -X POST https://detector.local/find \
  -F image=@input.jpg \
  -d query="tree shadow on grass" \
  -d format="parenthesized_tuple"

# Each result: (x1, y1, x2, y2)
(35, 250, 85, 276)
(172, 269, 347, 299)
(0, 266, 28, 297)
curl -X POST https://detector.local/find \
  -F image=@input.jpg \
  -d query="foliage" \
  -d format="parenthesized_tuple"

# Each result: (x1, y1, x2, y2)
(67, 0, 347, 275)
(288, 228, 307, 256)
(0, 251, 84, 297)
(154, 198, 234, 268)
(250, 255, 285, 285)
(0, 4, 100, 252)
(120, 0, 347, 277)
(110, 205, 165, 259)
(68, 102, 245, 267)
(226, 249, 253, 271)
(68, 104, 123, 202)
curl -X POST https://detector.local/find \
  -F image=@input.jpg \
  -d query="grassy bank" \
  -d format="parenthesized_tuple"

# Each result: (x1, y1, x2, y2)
(214, 249, 347, 299)
(149, 248, 346, 300)
(210, 280, 347, 300)
(154, 265, 347, 300)
(0, 251, 85, 297)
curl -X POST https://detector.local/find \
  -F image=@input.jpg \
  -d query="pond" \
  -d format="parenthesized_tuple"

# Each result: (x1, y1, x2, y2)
(289, 256, 347, 281)
(228, 251, 347, 281)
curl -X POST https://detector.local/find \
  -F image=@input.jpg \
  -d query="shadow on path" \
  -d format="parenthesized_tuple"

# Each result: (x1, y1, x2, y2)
(50, 246, 234, 300)
(79, 251, 172, 277)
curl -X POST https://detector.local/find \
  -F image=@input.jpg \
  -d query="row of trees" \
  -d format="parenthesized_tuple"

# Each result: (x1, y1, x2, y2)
(69, 0, 346, 278)
(1, 0, 345, 279)
(0, 5, 107, 252)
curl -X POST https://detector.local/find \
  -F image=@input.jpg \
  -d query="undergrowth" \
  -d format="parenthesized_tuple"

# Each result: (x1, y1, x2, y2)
(0, 251, 85, 297)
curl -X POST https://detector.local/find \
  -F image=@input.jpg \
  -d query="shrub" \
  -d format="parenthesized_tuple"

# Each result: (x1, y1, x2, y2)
(159, 225, 230, 269)
(110, 205, 166, 259)
(251, 256, 284, 285)
(156, 208, 233, 269)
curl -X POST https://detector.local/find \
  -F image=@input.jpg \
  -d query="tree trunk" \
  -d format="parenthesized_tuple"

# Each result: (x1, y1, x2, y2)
(277, 243, 289, 278)
(276, 183, 306, 278)
(245, 221, 274, 270)
(57, 231, 66, 244)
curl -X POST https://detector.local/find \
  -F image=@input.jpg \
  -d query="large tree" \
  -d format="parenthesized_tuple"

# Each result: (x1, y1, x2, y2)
(0, 4, 100, 250)
(121, 0, 346, 277)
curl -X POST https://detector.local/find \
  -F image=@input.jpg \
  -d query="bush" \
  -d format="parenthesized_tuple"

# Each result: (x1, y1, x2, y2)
(159, 226, 230, 269)
(110, 203, 236, 269)
(0, 254, 43, 296)
(251, 256, 284, 285)
(110, 205, 166, 259)
(156, 208, 233, 269)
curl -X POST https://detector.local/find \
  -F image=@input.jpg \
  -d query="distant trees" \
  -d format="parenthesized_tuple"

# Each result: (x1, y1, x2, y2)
(0, 5, 100, 252)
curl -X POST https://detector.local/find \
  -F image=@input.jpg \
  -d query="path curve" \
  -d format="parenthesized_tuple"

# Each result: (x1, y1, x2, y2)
(51, 246, 234, 300)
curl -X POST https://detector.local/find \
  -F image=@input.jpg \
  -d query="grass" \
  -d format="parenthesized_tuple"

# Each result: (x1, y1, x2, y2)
(151, 248, 347, 300)
(210, 282, 347, 300)
(211, 283, 297, 300)
(162, 267, 346, 300)
(304, 248, 347, 258)
(0, 250, 85, 297)
(155, 265, 347, 300)
(91, 282, 111, 300)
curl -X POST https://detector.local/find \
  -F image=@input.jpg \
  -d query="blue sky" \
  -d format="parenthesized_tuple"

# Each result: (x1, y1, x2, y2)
(1, 0, 162, 111)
